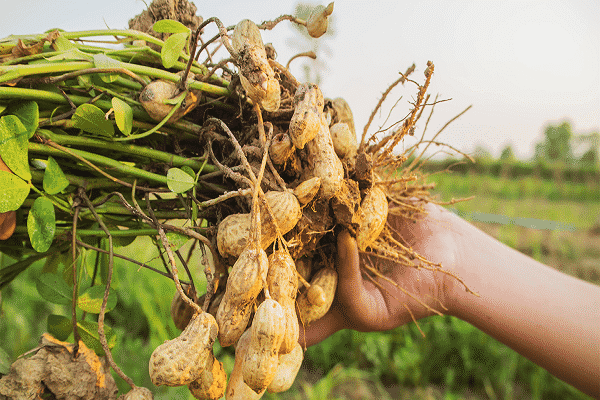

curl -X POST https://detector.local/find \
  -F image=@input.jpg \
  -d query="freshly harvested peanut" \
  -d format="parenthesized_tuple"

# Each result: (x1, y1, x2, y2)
(304, 118, 344, 200)
(306, 2, 334, 38)
(295, 257, 313, 288)
(329, 97, 356, 138)
(216, 243, 268, 347)
(217, 190, 302, 258)
(306, 284, 326, 307)
(267, 343, 304, 393)
(267, 250, 299, 354)
(242, 299, 286, 393)
(170, 284, 196, 330)
(117, 386, 153, 400)
(289, 83, 324, 149)
(139, 79, 199, 122)
(226, 330, 265, 400)
(232, 19, 280, 112)
(356, 186, 388, 251)
(149, 311, 218, 386)
(187, 355, 227, 400)
(292, 177, 321, 206)
(330, 122, 357, 160)
(269, 132, 294, 165)
(297, 267, 338, 326)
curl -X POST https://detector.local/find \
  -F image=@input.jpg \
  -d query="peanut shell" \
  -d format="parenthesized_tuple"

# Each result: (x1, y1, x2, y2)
(216, 245, 268, 347)
(267, 343, 304, 393)
(187, 356, 227, 400)
(217, 190, 302, 258)
(297, 267, 338, 326)
(242, 299, 286, 393)
(226, 331, 265, 399)
(356, 186, 388, 251)
(267, 250, 299, 354)
(149, 312, 218, 386)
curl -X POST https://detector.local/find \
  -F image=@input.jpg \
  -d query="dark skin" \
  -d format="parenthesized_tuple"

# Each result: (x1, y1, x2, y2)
(299, 203, 600, 398)
(299, 202, 459, 346)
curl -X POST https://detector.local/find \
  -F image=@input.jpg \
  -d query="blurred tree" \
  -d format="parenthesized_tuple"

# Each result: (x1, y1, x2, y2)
(574, 131, 599, 168)
(500, 145, 516, 161)
(286, 2, 335, 84)
(472, 144, 493, 160)
(534, 121, 574, 163)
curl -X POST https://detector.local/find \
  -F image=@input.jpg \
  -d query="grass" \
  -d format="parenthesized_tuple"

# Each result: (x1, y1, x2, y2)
(0, 171, 598, 399)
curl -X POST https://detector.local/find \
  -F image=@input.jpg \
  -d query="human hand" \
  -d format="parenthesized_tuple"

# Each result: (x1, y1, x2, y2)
(299, 203, 464, 346)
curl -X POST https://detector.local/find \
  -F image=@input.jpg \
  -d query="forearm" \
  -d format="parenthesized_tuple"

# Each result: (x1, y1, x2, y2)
(447, 217, 600, 398)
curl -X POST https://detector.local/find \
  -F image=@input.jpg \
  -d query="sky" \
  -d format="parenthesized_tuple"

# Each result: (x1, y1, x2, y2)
(2, 0, 599, 160)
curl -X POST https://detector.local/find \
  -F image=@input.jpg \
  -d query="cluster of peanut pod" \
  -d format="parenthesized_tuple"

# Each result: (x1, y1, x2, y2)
(148, 6, 391, 399)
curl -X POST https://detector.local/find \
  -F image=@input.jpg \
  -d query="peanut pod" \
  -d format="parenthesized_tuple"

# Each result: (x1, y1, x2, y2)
(267, 249, 299, 354)
(225, 330, 265, 400)
(217, 190, 302, 258)
(292, 177, 321, 207)
(149, 312, 218, 386)
(330, 122, 357, 160)
(187, 355, 227, 400)
(267, 343, 304, 393)
(242, 299, 286, 393)
(297, 267, 338, 326)
(356, 186, 388, 251)
(216, 244, 268, 347)
(289, 83, 324, 149)
(304, 117, 344, 200)
(232, 19, 280, 112)
(306, 2, 334, 38)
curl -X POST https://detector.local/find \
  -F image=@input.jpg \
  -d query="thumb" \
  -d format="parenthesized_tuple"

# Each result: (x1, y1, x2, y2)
(336, 230, 369, 316)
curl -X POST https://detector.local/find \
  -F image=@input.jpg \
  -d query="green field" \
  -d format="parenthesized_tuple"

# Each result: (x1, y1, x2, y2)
(1, 170, 598, 399)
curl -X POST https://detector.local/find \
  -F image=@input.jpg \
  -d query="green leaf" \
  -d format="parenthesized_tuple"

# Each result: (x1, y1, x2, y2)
(111, 97, 133, 136)
(0, 115, 31, 180)
(161, 32, 188, 69)
(0, 170, 29, 212)
(10, 101, 38, 139)
(43, 156, 69, 195)
(47, 48, 94, 62)
(165, 232, 190, 251)
(153, 19, 190, 34)
(77, 285, 117, 314)
(0, 347, 10, 375)
(52, 35, 75, 51)
(93, 53, 122, 83)
(36, 273, 72, 305)
(181, 165, 195, 178)
(166, 167, 195, 193)
(27, 197, 56, 252)
(72, 103, 114, 137)
(47, 314, 72, 341)
(77, 320, 116, 356)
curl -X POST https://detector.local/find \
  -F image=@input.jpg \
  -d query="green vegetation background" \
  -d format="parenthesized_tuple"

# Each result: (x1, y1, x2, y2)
(1, 158, 598, 399)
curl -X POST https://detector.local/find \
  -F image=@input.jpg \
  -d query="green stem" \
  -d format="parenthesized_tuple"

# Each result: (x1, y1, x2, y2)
(28, 142, 169, 186)
(77, 204, 187, 220)
(35, 130, 215, 172)
(62, 29, 166, 47)
(29, 184, 71, 213)
(0, 61, 230, 96)
(30, 169, 123, 190)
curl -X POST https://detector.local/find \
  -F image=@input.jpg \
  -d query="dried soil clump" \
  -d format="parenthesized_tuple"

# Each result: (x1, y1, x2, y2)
(0, 334, 118, 400)
(128, 0, 202, 51)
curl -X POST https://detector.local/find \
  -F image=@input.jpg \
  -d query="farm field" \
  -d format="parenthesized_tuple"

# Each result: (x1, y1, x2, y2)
(0, 170, 598, 399)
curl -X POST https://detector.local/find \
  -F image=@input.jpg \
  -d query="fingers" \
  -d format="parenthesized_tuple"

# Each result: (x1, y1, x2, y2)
(336, 230, 390, 330)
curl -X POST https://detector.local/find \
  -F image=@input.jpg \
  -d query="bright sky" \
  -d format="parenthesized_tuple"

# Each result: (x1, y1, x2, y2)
(2, 0, 599, 159)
